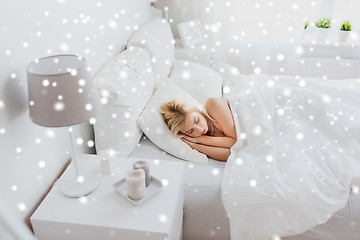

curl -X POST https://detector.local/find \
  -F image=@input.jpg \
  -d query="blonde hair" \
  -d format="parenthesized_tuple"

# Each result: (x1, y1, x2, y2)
(160, 100, 214, 136)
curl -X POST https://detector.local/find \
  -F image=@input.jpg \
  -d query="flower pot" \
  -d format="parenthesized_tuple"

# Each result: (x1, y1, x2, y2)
(338, 30, 351, 42)
(317, 28, 329, 42)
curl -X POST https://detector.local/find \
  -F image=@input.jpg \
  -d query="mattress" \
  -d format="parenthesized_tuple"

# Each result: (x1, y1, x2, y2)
(128, 136, 360, 240)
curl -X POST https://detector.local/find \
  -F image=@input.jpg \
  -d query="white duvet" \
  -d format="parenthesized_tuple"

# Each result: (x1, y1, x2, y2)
(221, 74, 360, 240)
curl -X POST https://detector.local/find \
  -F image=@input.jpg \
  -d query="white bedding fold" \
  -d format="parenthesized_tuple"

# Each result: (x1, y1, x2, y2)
(221, 74, 360, 240)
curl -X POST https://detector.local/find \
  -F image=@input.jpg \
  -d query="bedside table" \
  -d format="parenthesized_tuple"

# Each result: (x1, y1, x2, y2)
(174, 38, 213, 67)
(31, 154, 184, 240)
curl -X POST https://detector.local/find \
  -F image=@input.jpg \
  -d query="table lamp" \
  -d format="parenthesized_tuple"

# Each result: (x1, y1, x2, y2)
(152, 0, 181, 21)
(27, 54, 102, 198)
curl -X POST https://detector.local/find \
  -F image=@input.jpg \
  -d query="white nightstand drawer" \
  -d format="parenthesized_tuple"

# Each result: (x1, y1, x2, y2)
(32, 221, 164, 240)
(163, 211, 183, 240)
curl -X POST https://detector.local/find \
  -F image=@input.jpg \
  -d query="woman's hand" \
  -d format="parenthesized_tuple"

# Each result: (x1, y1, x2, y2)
(181, 136, 197, 143)
(181, 137, 196, 149)
(182, 135, 236, 149)
(181, 136, 230, 162)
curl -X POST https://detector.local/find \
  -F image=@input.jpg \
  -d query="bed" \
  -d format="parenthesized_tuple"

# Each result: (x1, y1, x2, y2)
(92, 19, 360, 240)
(129, 136, 360, 240)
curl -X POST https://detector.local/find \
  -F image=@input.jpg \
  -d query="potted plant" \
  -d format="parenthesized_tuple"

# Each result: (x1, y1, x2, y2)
(304, 21, 309, 29)
(315, 17, 331, 41)
(302, 21, 312, 42)
(339, 20, 352, 42)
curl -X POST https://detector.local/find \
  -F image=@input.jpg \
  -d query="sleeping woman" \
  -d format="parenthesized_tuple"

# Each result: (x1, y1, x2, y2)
(160, 97, 237, 162)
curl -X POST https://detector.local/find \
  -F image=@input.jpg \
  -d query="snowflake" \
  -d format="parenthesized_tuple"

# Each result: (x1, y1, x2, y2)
(250, 180, 257, 187)
(296, 133, 304, 140)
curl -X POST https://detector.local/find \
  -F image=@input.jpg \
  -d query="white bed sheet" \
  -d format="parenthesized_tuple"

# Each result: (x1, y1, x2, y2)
(128, 136, 360, 240)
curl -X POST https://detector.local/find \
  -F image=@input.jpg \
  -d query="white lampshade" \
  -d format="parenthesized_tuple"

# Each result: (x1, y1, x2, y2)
(152, 0, 181, 10)
(27, 54, 102, 127)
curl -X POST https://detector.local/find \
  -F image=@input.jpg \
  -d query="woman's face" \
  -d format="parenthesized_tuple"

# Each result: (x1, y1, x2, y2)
(180, 111, 208, 137)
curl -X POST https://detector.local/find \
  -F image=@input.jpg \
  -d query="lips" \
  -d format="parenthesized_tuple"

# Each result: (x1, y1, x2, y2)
(202, 129, 207, 134)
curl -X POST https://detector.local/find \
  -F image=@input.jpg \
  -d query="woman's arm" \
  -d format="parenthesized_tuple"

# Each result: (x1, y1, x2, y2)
(181, 138, 230, 162)
(205, 98, 237, 141)
(182, 135, 236, 148)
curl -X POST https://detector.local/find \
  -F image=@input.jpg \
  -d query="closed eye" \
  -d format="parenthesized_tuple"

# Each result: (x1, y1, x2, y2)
(185, 128, 193, 135)
(185, 117, 197, 135)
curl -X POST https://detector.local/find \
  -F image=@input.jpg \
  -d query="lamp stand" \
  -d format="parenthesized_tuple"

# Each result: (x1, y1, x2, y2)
(164, 9, 168, 21)
(59, 127, 99, 198)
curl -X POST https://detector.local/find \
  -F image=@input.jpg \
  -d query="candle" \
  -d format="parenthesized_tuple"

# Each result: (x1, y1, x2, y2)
(99, 148, 113, 175)
(100, 156, 111, 175)
(125, 169, 145, 200)
(133, 161, 151, 187)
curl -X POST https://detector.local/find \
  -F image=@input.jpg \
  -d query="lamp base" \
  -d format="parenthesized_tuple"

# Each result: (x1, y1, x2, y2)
(59, 177, 99, 198)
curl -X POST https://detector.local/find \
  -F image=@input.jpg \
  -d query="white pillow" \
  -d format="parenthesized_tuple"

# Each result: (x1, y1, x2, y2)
(127, 19, 175, 89)
(94, 105, 142, 157)
(137, 80, 208, 163)
(170, 60, 223, 105)
(94, 47, 154, 156)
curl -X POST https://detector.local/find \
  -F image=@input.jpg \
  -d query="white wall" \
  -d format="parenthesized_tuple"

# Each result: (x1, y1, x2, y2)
(168, 0, 311, 75)
(0, 0, 159, 232)
(169, 0, 360, 77)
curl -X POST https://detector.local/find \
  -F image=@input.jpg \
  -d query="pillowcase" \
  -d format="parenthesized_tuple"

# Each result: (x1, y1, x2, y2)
(137, 80, 208, 163)
(170, 60, 223, 105)
(94, 47, 154, 157)
(127, 19, 175, 89)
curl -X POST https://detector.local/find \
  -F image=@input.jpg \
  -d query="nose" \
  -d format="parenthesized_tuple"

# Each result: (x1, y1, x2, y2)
(195, 125, 202, 133)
